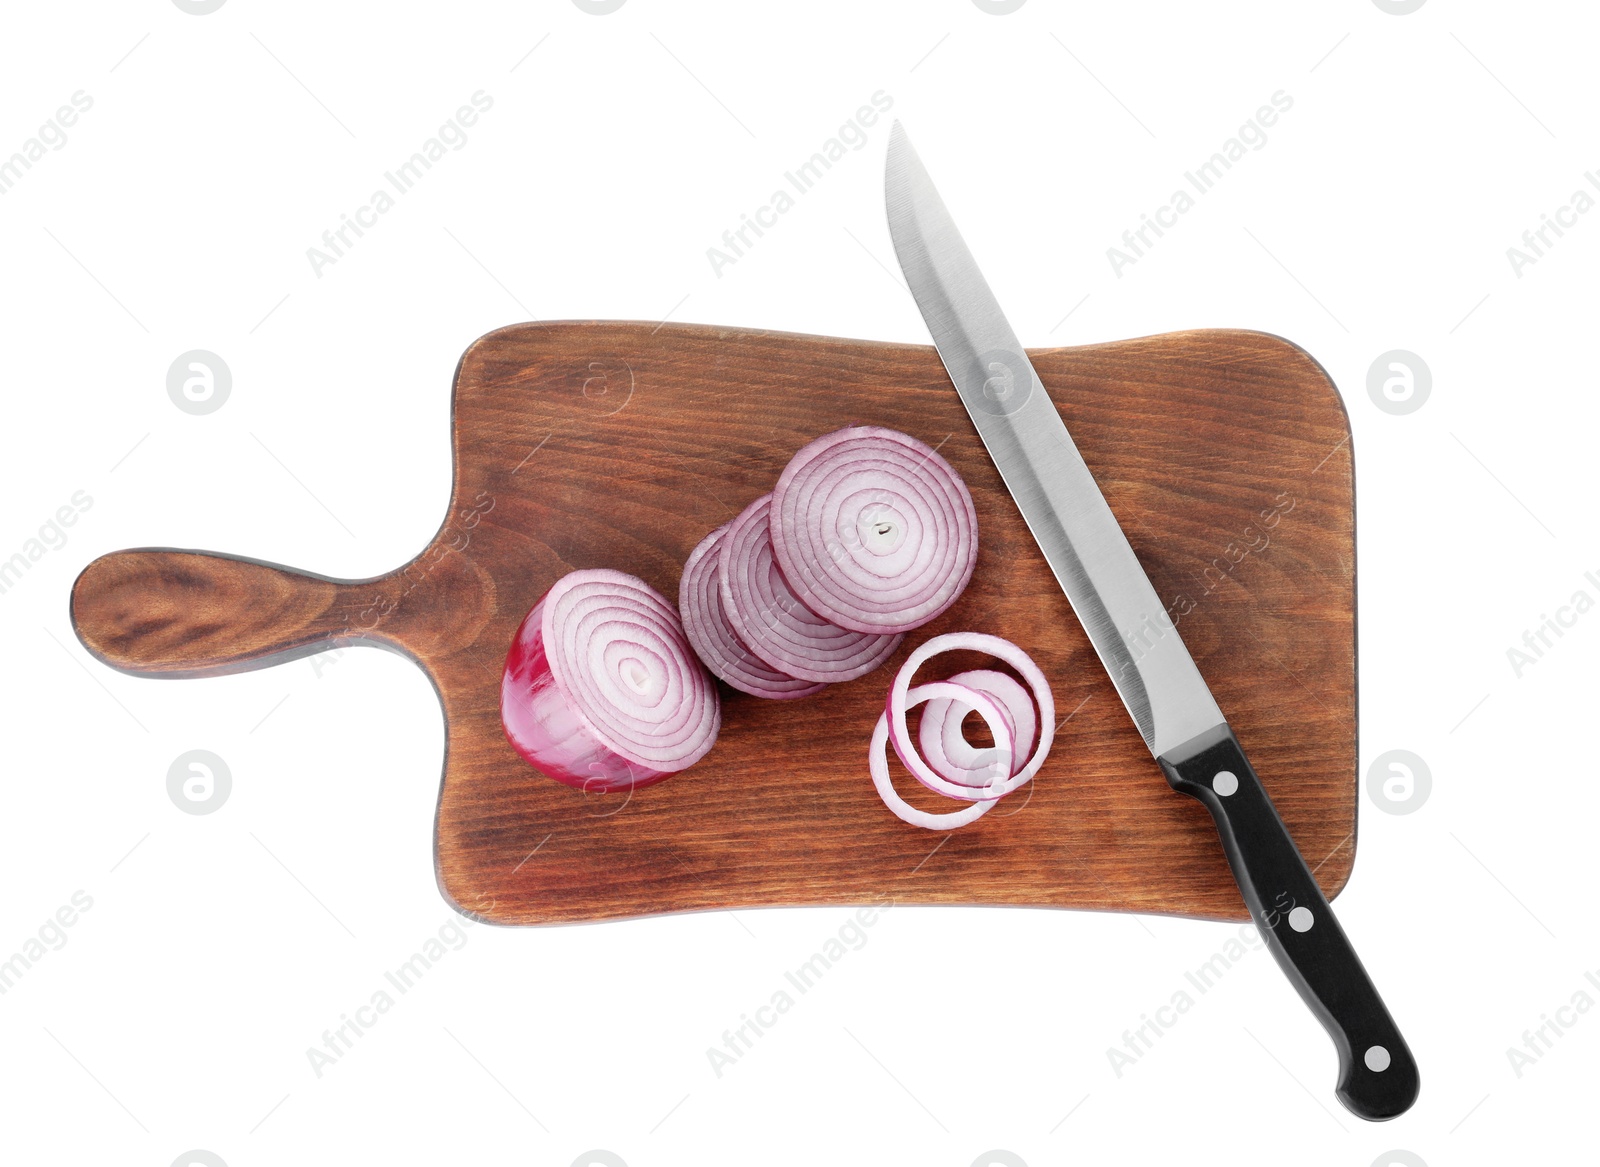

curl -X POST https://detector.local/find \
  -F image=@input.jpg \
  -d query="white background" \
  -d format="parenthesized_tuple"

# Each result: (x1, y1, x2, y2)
(1, 2, 1594, 1164)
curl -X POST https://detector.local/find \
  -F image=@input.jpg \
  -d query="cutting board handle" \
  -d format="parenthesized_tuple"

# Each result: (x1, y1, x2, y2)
(71, 549, 397, 678)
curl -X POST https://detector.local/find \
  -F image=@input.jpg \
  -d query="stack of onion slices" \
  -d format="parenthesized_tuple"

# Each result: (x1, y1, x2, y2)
(501, 568, 720, 792)
(717, 494, 903, 684)
(679, 523, 828, 699)
(680, 424, 977, 698)
(869, 632, 1055, 830)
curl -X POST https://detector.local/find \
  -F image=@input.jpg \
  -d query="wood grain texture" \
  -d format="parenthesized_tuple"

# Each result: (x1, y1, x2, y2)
(71, 322, 1356, 925)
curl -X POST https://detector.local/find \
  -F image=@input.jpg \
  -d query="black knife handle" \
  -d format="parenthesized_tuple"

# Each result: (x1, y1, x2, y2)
(1158, 724, 1419, 1121)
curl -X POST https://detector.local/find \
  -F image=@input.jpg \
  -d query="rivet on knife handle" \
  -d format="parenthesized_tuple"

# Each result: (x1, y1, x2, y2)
(1159, 725, 1420, 1121)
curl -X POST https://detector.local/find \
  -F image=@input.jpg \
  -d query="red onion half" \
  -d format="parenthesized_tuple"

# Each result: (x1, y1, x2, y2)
(888, 632, 1055, 802)
(719, 494, 903, 684)
(501, 568, 720, 792)
(869, 681, 1015, 831)
(679, 524, 826, 700)
(771, 426, 978, 635)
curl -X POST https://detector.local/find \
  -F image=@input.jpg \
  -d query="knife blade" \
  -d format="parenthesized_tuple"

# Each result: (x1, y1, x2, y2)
(884, 121, 1418, 1121)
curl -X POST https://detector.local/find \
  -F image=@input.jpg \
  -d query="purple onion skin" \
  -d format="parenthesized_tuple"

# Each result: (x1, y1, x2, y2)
(501, 593, 675, 793)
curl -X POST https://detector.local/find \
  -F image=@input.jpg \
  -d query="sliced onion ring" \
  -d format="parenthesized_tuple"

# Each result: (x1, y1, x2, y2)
(917, 669, 1038, 790)
(719, 493, 902, 684)
(870, 681, 1015, 831)
(501, 568, 720, 792)
(771, 426, 978, 635)
(888, 632, 1055, 801)
(678, 524, 826, 700)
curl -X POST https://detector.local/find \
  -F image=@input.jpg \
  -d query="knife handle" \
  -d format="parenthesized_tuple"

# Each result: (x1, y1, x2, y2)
(1158, 725, 1419, 1121)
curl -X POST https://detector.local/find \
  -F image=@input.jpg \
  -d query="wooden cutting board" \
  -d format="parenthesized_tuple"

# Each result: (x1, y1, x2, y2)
(71, 322, 1356, 925)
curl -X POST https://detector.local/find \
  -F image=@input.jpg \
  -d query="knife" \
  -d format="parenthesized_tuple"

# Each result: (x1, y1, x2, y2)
(884, 122, 1418, 1121)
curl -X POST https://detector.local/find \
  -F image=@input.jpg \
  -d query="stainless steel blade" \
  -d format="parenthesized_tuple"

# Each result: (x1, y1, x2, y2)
(884, 122, 1224, 759)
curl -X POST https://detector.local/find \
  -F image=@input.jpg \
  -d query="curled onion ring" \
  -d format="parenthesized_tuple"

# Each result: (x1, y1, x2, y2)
(869, 681, 1015, 831)
(887, 632, 1055, 802)
(916, 669, 1038, 791)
